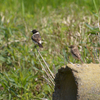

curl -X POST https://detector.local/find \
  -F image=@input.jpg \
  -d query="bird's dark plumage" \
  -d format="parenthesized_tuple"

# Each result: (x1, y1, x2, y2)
(69, 45, 83, 63)
(31, 29, 43, 48)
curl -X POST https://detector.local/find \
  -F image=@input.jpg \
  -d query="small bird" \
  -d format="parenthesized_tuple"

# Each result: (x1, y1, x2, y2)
(31, 29, 43, 48)
(69, 45, 83, 63)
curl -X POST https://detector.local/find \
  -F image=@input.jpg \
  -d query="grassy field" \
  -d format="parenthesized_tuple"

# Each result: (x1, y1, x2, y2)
(0, 0, 100, 99)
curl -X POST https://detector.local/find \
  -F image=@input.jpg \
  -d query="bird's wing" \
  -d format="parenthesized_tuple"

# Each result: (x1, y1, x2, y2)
(72, 47, 81, 58)
(31, 34, 41, 44)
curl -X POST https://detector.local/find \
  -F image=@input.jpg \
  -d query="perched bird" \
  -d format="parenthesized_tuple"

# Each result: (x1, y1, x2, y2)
(69, 45, 83, 63)
(31, 29, 43, 48)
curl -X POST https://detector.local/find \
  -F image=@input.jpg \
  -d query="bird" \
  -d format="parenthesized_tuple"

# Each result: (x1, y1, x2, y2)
(69, 45, 83, 63)
(31, 29, 43, 48)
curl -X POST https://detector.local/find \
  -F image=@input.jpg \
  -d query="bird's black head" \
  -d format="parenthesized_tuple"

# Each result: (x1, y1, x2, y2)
(31, 29, 38, 34)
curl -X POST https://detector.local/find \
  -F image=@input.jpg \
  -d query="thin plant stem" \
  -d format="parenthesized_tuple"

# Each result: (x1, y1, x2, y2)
(43, 76, 54, 89)
(36, 48, 55, 79)
(36, 53, 54, 86)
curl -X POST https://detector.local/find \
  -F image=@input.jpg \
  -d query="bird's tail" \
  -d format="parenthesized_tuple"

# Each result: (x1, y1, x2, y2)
(38, 43, 43, 48)
(79, 58, 83, 64)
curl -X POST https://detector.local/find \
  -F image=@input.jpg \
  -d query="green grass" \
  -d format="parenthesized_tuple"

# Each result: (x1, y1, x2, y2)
(0, 0, 100, 99)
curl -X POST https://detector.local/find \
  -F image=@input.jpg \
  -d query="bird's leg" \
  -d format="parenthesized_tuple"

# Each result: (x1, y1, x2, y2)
(34, 45, 37, 48)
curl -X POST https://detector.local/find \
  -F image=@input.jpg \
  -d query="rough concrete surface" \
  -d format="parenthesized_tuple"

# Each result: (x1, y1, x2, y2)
(53, 64, 100, 100)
